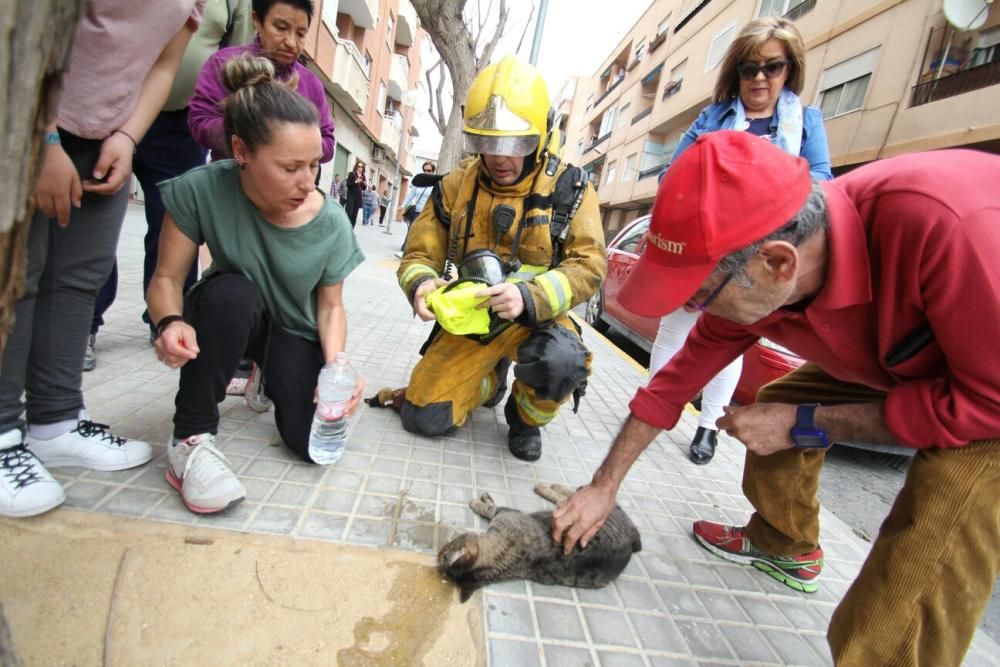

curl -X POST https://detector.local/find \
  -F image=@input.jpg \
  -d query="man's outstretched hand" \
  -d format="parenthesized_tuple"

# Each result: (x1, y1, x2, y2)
(551, 482, 618, 554)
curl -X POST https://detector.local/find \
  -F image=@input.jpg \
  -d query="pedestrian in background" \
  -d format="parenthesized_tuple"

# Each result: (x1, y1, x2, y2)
(361, 184, 378, 226)
(396, 160, 435, 253)
(344, 160, 366, 228)
(379, 182, 393, 230)
(338, 174, 348, 206)
(0, 0, 205, 519)
(86, 0, 255, 371)
(331, 173, 342, 202)
(648, 16, 832, 465)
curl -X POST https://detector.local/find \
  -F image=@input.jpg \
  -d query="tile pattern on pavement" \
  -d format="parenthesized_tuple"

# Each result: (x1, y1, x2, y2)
(66, 204, 1000, 666)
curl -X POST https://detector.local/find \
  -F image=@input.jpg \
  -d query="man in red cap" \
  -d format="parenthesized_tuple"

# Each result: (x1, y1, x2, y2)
(551, 130, 1000, 665)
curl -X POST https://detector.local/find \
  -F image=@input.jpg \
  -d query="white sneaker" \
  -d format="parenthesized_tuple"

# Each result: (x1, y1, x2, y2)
(27, 418, 152, 471)
(0, 428, 65, 518)
(166, 434, 246, 514)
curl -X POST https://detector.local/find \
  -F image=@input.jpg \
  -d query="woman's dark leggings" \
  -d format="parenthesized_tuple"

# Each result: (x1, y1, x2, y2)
(174, 273, 324, 462)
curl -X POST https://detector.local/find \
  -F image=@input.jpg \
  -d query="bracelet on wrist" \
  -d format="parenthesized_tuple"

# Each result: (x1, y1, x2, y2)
(45, 131, 61, 145)
(112, 128, 138, 153)
(155, 314, 188, 339)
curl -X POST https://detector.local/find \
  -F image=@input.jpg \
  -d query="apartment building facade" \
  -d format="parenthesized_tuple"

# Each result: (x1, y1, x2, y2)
(301, 0, 426, 203)
(565, 0, 1000, 238)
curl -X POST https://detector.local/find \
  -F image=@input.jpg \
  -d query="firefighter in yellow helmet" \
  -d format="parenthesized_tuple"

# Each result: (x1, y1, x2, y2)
(395, 55, 606, 461)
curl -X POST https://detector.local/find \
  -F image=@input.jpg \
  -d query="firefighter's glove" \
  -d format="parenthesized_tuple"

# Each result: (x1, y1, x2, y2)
(424, 281, 492, 335)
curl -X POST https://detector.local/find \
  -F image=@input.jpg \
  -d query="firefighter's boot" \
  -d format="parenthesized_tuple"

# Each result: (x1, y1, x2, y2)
(504, 396, 542, 461)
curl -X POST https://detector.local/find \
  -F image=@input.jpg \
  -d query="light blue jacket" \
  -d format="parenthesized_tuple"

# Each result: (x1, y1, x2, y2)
(402, 182, 433, 213)
(669, 98, 833, 181)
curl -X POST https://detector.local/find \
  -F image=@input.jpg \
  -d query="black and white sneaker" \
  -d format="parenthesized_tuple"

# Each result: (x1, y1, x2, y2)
(0, 428, 65, 518)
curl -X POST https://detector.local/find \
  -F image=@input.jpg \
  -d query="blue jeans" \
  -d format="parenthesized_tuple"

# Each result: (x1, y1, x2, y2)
(92, 108, 205, 335)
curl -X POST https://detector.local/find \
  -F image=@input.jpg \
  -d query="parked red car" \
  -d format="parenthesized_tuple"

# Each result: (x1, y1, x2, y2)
(584, 215, 804, 405)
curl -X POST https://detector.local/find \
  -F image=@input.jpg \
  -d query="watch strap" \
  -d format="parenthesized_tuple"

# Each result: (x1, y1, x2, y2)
(795, 403, 820, 430)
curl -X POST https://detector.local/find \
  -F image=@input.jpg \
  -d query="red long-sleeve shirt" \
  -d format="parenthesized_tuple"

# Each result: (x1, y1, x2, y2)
(630, 149, 1000, 448)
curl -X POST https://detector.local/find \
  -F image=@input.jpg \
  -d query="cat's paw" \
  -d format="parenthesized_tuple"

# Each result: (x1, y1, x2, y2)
(534, 482, 573, 504)
(469, 493, 496, 518)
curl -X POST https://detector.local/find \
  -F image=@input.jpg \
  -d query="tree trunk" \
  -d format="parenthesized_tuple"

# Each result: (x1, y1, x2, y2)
(411, 0, 479, 172)
(0, 0, 85, 356)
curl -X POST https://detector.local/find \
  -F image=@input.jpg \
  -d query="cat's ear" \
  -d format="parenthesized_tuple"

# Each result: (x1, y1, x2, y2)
(458, 581, 477, 603)
(447, 539, 479, 571)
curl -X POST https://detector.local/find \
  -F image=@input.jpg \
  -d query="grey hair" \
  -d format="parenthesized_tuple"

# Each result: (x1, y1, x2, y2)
(714, 182, 829, 286)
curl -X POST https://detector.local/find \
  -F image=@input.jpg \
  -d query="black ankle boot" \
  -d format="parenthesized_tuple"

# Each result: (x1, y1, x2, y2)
(689, 426, 717, 464)
(504, 398, 542, 461)
(483, 358, 511, 408)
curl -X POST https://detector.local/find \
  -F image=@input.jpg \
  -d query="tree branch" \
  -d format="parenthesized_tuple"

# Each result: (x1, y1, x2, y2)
(477, 0, 509, 70)
(515, 3, 536, 57)
(425, 60, 448, 135)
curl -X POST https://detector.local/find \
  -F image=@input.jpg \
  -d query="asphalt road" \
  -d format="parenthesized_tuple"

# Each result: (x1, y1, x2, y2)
(591, 322, 1000, 646)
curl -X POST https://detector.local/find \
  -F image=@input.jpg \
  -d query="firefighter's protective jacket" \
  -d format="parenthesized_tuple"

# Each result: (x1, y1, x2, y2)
(397, 157, 606, 325)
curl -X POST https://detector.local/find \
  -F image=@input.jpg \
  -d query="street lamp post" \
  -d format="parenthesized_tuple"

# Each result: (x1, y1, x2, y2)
(383, 88, 421, 236)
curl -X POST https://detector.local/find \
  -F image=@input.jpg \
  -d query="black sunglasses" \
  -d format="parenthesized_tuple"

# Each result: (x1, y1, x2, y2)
(737, 60, 788, 81)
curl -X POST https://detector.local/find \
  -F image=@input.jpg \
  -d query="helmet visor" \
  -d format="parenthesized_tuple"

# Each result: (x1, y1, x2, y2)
(463, 133, 539, 157)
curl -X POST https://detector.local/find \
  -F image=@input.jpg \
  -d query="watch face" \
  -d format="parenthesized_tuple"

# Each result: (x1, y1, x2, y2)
(793, 431, 829, 449)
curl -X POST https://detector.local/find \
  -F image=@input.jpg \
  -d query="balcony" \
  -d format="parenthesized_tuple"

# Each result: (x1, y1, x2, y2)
(380, 111, 403, 159)
(638, 162, 669, 180)
(648, 31, 667, 54)
(784, 0, 816, 20)
(592, 75, 625, 109)
(388, 54, 410, 101)
(911, 60, 1000, 107)
(631, 107, 653, 125)
(396, 0, 418, 46)
(662, 79, 683, 100)
(584, 132, 611, 154)
(675, 0, 711, 34)
(327, 38, 370, 114)
(339, 0, 378, 29)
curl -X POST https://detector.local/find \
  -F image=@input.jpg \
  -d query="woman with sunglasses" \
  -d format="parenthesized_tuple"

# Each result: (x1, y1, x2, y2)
(648, 17, 832, 465)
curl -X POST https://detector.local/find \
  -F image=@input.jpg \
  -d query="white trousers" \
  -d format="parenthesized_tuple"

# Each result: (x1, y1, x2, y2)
(648, 308, 743, 430)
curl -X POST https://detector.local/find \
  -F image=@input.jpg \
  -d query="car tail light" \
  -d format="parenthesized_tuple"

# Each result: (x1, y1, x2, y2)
(758, 338, 801, 359)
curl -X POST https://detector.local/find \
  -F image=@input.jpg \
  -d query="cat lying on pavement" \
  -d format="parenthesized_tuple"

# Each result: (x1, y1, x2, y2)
(438, 482, 642, 602)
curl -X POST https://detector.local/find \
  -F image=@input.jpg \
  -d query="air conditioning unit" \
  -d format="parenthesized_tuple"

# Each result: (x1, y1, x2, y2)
(372, 147, 385, 162)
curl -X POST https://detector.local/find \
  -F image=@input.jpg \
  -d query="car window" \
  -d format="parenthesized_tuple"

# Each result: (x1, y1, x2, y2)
(615, 218, 650, 255)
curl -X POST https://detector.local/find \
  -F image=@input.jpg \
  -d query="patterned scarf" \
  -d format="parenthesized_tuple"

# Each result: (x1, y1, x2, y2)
(728, 88, 803, 156)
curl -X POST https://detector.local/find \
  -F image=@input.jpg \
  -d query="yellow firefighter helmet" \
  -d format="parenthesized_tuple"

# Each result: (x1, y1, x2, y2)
(463, 55, 552, 158)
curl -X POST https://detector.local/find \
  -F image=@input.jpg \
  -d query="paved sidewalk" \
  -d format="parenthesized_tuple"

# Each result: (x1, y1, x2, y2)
(28, 204, 1000, 665)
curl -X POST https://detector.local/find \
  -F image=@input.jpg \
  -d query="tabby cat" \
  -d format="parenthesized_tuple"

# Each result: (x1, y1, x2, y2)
(438, 482, 642, 602)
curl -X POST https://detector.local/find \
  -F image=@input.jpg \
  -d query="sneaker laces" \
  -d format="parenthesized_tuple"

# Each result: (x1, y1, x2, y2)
(184, 440, 234, 483)
(73, 420, 126, 447)
(1, 445, 45, 489)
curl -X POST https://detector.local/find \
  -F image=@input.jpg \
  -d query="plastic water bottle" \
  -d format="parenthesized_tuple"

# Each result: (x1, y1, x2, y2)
(308, 353, 357, 464)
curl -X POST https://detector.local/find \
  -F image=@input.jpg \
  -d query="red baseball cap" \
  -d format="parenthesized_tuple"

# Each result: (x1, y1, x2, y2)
(619, 130, 812, 318)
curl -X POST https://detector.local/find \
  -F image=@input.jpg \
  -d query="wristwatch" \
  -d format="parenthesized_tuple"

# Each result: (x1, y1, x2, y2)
(790, 403, 830, 449)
